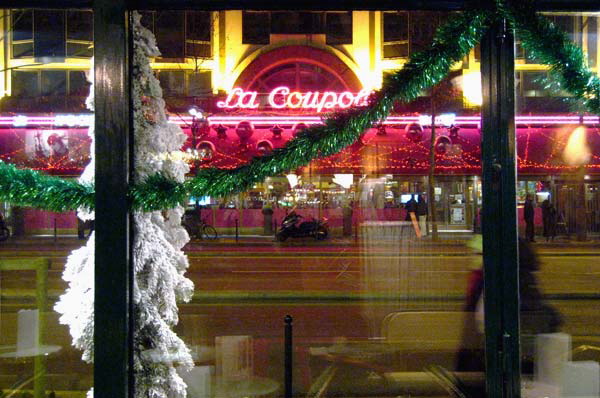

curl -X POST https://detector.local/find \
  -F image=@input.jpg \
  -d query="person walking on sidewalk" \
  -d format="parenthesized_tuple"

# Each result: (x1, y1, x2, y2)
(545, 203, 557, 242)
(403, 194, 421, 238)
(417, 195, 428, 237)
(524, 194, 535, 242)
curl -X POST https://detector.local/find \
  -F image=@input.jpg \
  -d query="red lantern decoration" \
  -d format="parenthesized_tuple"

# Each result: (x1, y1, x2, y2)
(197, 141, 215, 161)
(405, 123, 423, 143)
(292, 123, 308, 137)
(256, 140, 273, 155)
(435, 135, 452, 155)
(235, 121, 254, 142)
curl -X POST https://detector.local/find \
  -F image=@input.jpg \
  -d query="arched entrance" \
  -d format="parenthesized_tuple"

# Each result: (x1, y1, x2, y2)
(234, 45, 362, 93)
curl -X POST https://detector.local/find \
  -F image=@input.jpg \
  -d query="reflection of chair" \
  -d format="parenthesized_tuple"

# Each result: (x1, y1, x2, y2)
(214, 336, 279, 398)
(307, 311, 485, 398)
(382, 311, 484, 397)
(382, 311, 481, 353)
(0, 258, 60, 398)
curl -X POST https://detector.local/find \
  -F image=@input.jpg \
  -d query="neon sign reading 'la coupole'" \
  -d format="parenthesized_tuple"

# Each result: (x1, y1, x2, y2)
(217, 87, 371, 112)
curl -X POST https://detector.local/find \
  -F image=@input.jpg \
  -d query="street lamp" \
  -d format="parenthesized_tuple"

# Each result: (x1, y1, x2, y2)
(188, 106, 208, 155)
(187, 106, 207, 169)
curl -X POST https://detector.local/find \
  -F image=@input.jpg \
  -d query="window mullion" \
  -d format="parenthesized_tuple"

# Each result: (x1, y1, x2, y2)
(480, 18, 521, 398)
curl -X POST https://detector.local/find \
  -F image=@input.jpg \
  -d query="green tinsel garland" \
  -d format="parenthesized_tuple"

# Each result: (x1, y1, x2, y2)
(498, 0, 600, 114)
(0, 161, 94, 212)
(137, 9, 490, 211)
(1, 1, 598, 212)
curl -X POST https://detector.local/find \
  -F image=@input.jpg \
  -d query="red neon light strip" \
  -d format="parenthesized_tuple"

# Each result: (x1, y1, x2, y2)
(0, 115, 599, 127)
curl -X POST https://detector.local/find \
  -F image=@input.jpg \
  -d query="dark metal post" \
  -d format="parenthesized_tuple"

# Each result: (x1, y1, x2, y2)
(235, 218, 239, 241)
(480, 17, 521, 398)
(284, 315, 293, 398)
(53, 218, 57, 242)
(93, 2, 133, 398)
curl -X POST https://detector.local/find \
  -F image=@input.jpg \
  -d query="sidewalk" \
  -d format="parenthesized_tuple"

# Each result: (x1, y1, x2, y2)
(1, 232, 598, 251)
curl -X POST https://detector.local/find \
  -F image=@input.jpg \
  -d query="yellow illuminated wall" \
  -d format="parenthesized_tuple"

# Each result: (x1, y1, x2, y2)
(0, 10, 6, 98)
(0, 10, 597, 100)
(212, 10, 393, 92)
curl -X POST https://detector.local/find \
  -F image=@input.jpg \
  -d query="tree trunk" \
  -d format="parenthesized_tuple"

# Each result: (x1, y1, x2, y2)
(428, 94, 439, 241)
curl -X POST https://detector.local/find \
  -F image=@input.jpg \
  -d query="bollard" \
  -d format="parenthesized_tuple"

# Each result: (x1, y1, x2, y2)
(54, 218, 57, 242)
(284, 315, 293, 398)
(235, 219, 239, 242)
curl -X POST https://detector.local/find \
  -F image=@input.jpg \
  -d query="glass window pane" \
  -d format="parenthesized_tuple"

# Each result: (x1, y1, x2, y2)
(11, 9, 33, 41)
(66, 11, 93, 42)
(12, 71, 38, 97)
(139, 11, 154, 32)
(155, 11, 185, 59)
(41, 70, 67, 96)
(67, 42, 93, 58)
(326, 12, 352, 45)
(133, 9, 488, 398)
(1, 8, 94, 398)
(12, 42, 33, 58)
(383, 43, 409, 58)
(383, 11, 408, 43)
(186, 11, 211, 41)
(516, 12, 600, 396)
(242, 11, 270, 44)
(158, 70, 185, 96)
(33, 10, 66, 59)
(186, 42, 211, 58)
(271, 11, 324, 34)
(188, 71, 211, 96)
(69, 70, 90, 96)
(409, 11, 443, 55)
(587, 16, 597, 68)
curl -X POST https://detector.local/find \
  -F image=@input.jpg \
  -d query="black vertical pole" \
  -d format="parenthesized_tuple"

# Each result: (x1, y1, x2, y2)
(93, 2, 133, 398)
(481, 17, 521, 398)
(284, 315, 293, 398)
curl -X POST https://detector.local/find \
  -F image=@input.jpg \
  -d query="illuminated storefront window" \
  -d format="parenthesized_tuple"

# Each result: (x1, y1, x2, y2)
(1, 5, 599, 398)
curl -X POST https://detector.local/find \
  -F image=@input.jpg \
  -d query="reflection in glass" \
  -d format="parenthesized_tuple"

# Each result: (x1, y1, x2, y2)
(139, 9, 488, 398)
(0, 8, 94, 398)
(516, 12, 600, 398)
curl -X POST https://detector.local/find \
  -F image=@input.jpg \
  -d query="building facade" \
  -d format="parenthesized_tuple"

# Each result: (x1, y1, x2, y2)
(1, 9, 600, 236)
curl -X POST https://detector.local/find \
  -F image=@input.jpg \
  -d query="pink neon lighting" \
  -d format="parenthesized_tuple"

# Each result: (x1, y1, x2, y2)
(1, 115, 600, 128)
(217, 86, 371, 111)
(216, 88, 259, 109)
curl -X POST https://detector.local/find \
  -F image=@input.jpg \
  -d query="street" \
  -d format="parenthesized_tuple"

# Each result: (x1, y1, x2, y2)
(2, 236, 598, 340)
(1, 236, 599, 396)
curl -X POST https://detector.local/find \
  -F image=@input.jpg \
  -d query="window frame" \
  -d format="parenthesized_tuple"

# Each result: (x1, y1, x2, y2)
(11, 69, 89, 97)
(241, 10, 353, 46)
(10, 9, 93, 59)
(382, 11, 409, 59)
(6, 1, 598, 398)
(138, 10, 213, 60)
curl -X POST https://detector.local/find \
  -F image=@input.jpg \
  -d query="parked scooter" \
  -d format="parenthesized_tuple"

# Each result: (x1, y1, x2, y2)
(275, 211, 328, 242)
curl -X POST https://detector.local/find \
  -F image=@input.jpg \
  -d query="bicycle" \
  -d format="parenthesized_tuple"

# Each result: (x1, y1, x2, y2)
(197, 218, 218, 240)
(182, 210, 218, 240)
